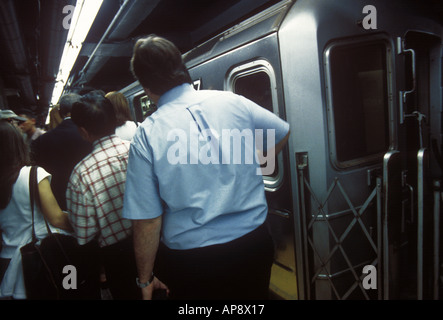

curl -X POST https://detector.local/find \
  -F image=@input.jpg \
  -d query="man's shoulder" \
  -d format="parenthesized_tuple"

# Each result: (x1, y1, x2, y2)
(195, 88, 236, 100)
(35, 120, 76, 141)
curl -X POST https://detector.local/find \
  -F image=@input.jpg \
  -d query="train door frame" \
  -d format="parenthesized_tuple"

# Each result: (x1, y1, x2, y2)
(396, 30, 443, 300)
(282, 26, 397, 299)
(219, 46, 297, 300)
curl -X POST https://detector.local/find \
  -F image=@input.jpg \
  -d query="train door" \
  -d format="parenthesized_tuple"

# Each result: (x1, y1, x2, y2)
(296, 28, 441, 300)
(395, 30, 442, 300)
(307, 35, 394, 300)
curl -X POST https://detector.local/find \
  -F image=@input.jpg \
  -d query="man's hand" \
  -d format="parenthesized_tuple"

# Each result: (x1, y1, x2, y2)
(133, 216, 165, 300)
(141, 276, 169, 300)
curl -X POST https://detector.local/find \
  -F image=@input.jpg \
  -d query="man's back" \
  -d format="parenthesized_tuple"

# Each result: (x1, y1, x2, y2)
(124, 84, 289, 249)
(31, 118, 92, 210)
(66, 134, 132, 247)
(124, 34, 289, 300)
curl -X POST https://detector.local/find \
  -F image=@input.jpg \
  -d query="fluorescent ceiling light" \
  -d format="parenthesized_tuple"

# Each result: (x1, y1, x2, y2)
(50, 0, 103, 106)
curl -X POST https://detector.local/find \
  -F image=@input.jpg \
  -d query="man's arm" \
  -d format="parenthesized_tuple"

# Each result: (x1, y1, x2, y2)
(133, 216, 169, 300)
(274, 130, 290, 156)
(38, 177, 73, 231)
(256, 130, 290, 176)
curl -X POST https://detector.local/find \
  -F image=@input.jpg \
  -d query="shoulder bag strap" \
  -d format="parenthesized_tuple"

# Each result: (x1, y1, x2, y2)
(30, 166, 71, 264)
(30, 166, 53, 236)
(29, 166, 38, 243)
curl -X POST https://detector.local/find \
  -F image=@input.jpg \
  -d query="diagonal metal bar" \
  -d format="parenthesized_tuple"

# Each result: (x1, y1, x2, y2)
(337, 245, 371, 299)
(305, 177, 339, 229)
(304, 181, 370, 298)
(307, 236, 342, 299)
(336, 180, 378, 251)
(338, 187, 377, 251)
(302, 175, 380, 300)
(341, 258, 378, 300)
(310, 187, 378, 283)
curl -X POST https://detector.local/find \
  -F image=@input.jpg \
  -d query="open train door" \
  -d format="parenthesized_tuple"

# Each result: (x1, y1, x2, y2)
(296, 28, 442, 299)
(390, 31, 443, 299)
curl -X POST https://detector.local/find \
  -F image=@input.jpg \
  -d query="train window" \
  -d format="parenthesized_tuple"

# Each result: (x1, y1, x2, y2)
(234, 72, 273, 113)
(226, 60, 284, 191)
(135, 94, 157, 120)
(325, 41, 391, 168)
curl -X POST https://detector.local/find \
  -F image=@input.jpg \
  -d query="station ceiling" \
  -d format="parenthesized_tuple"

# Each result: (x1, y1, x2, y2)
(0, 0, 441, 124)
(0, 0, 281, 123)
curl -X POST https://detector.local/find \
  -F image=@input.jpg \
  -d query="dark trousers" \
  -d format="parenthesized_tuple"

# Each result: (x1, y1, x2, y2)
(0, 258, 10, 285)
(100, 236, 141, 300)
(154, 223, 275, 300)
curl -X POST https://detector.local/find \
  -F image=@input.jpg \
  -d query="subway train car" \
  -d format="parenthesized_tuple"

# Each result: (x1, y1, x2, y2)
(120, 0, 443, 300)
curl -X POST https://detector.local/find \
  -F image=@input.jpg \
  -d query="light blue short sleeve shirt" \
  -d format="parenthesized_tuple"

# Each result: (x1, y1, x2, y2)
(122, 84, 289, 249)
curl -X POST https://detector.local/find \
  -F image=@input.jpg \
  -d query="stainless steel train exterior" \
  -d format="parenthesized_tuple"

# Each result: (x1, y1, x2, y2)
(120, 0, 443, 300)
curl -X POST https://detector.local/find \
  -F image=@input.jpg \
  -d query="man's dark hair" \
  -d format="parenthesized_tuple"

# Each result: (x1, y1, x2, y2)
(130, 34, 192, 95)
(17, 109, 36, 120)
(71, 91, 117, 138)
(59, 93, 82, 118)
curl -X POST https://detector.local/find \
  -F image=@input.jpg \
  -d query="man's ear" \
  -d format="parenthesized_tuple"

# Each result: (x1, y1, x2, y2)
(144, 87, 160, 104)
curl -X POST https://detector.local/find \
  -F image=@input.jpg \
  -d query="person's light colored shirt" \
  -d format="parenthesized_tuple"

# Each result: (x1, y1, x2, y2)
(0, 166, 68, 299)
(115, 120, 138, 141)
(66, 134, 132, 247)
(122, 84, 289, 250)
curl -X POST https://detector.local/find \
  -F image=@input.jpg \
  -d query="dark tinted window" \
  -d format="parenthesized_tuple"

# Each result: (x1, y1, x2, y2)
(329, 42, 390, 164)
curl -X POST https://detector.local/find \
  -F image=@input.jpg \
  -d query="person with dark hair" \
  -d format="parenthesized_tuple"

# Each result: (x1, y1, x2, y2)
(0, 121, 72, 299)
(30, 93, 92, 211)
(123, 34, 290, 300)
(18, 109, 45, 145)
(130, 35, 192, 97)
(105, 91, 138, 141)
(59, 93, 83, 119)
(66, 92, 141, 300)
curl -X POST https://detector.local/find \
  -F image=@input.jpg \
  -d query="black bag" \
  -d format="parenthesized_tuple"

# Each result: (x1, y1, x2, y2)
(20, 166, 101, 300)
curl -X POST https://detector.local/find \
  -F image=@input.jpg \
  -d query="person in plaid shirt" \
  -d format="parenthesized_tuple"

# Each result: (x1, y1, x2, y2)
(66, 91, 141, 300)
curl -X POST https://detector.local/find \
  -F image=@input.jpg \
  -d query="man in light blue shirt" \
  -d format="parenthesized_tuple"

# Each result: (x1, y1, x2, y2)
(123, 35, 290, 300)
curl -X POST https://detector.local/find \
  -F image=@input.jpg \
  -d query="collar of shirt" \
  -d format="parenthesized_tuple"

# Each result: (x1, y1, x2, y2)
(157, 83, 195, 108)
(92, 134, 122, 152)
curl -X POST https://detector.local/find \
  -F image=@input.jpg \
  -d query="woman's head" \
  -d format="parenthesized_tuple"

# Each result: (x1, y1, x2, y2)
(105, 91, 133, 127)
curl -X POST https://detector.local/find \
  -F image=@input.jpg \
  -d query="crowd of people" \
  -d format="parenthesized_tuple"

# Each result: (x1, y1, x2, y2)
(0, 35, 290, 300)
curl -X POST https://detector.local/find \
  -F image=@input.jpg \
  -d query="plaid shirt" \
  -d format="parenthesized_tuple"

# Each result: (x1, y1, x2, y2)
(66, 134, 132, 247)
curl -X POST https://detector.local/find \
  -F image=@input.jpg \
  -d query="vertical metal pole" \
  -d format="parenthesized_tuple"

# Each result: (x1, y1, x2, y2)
(383, 190, 389, 300)
(382, 150, 401, 299)
(433, 180, 441, 300)
(417, 148, 426, 300)
(297, 153, 310, 300)
(376, 177, 383, 300)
